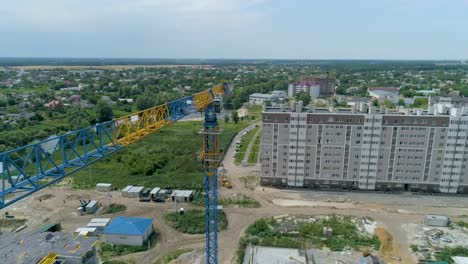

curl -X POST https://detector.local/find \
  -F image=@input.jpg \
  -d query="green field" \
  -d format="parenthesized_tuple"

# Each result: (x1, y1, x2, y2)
(234, 126, 260, 164)
(165, 209, 228, 234)
(72, 120, 249, 190)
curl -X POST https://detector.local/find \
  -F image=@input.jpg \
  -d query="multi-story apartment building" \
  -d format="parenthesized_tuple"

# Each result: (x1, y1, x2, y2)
(300, 74, 336, 97)
(287, 81, 320, 99)
(260, 99, 468, 193)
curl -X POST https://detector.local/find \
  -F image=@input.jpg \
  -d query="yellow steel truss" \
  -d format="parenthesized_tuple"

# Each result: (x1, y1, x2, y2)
(113, 83, 226, 146)
(115, 103, 170, 146)
(38, 252, 57, 264)
(199, 127, 221, 168)
(193, 89, 213, 111)
(212, 84, 224, 96)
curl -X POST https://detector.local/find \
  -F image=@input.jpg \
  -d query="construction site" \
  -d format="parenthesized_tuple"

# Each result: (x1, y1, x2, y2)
(1, 83, 468, 264)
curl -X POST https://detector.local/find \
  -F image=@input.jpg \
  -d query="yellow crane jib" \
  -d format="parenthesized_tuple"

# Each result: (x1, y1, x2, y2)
(114, 103, 170, 146)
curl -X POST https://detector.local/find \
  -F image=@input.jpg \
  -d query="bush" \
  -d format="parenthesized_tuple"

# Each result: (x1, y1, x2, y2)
(164, 209, 228, 234)
(436, 246, 468, 263)
(102, 203, 127, 214)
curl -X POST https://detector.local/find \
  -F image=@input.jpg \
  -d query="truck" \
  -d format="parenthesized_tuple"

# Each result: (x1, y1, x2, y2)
(139, 188, 151, 202)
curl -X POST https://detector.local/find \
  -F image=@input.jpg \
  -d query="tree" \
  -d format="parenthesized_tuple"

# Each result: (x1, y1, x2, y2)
(372, 99, 379, 107)
(296, 91, 311, 106)
(67, 106, 92, 130)
(136, 95, 155, 111)
(397, 99, 405, 106)
(383, 99, 395, 109)
(224, 115, 230, 123)
(231, 110, 239, 124)
(96, 100, 113, 122)
(411, 98, 428, 109)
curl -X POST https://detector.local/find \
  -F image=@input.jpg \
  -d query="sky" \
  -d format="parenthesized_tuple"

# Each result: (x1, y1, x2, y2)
(0, 0, 468, 60)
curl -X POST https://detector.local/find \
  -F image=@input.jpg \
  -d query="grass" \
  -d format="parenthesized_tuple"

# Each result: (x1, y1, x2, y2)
(164, 209, 228, 234)
(154, 249, 193, 264)
(72, 120, 249, 190)
(456, 220, 468, 228)
(246, 105, 262, 120)
(410, 244, 419, 252)
(236, 215, 380, 264)
(435, 246, 468, 263)
(235, 126, 260, 164)
(102, 203, 127, 214)
(100, 232, 157, 258)
(247, 128, 261, 163)
(0, 219, 27, 231)
(218, 195, 261, 208)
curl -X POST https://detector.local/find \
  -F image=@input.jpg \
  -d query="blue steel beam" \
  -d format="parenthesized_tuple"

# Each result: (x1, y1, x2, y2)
(0, 121, 121, 208)
(202, 104, 220, 264)
(167, 95, 195, 122)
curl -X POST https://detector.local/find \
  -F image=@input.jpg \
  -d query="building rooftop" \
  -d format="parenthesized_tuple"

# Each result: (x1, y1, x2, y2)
(103, 216, 153, 236)
(0, 231, 97, 264)
(289, 81, 319, 86)
(453, 256, 468, 264)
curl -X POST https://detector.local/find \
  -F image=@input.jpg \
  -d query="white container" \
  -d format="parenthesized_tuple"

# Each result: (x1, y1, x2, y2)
(96, 183, 113, 192)
(122, 185, 133, 197)
(128, 186, 144, 198)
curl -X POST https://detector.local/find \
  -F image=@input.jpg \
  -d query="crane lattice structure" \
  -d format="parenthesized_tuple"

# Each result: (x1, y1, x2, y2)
(0, 82, 230, 264)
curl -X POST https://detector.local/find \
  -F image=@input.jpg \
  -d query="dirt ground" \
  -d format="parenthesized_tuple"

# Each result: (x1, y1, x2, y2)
(3, 123, 468, 264)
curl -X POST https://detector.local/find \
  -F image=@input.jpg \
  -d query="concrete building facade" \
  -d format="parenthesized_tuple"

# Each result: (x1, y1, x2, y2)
(249, 90, 286, 106)
(300, 75, 336, 96)
(260, 99, 468, 193)
(288, 81, 320, 99)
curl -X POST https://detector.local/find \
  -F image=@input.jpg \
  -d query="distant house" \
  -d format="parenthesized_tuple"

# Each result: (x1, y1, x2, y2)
(44, 100, 63, 110)
(118, 98, 134, 104)
(103, 216, 153, 246)
(368, 87, 400, 102)
(249, 90, 286, 106)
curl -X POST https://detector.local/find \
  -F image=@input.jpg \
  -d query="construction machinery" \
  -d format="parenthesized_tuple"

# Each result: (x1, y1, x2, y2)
(220, 177, 232, 189)
(0, 82, 231, 264)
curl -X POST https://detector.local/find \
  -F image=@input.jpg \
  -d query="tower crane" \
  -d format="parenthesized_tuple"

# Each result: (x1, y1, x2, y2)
(0, 82, 231, 264)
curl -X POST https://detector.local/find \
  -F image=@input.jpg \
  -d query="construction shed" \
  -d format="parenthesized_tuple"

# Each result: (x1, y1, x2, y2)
(128, 186, 144, 198)
(96, 183, 113, 192)
(122, 185, 134, 197)
(424, 215, 450, 227)
(171, 190, 194, 202)
(150, 187, 161, 199)
(103, 216, 153, 246)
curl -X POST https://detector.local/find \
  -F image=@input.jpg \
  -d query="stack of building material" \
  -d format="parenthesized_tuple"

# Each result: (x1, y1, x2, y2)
(128, 186, 144, 198)
(74, 227, 98, 236)
(122, 185, 133, 197)
(96, 183, 113, 192)
(86, 218, 111, 232)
